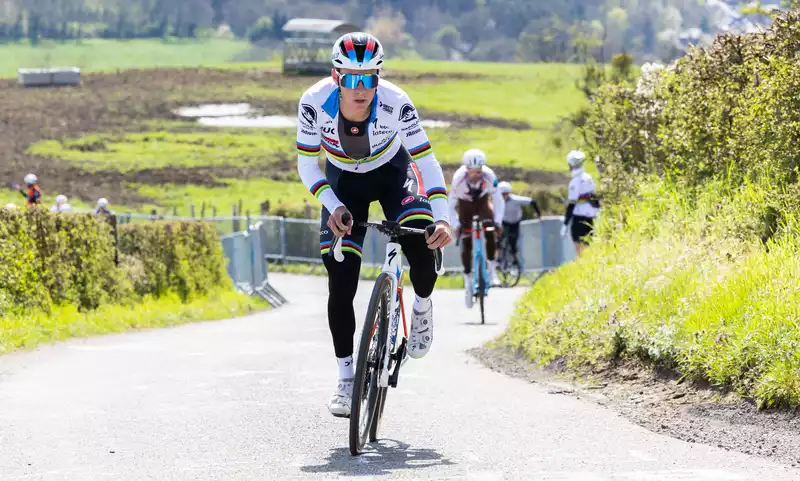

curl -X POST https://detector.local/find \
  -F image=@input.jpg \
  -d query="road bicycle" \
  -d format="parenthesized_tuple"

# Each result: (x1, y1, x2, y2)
(497, 228, 522, 288)
(456, 215, 492, 324)
(330, 212, 444, 456)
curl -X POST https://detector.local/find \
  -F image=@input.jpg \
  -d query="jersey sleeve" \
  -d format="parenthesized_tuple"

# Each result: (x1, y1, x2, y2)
(510, 194, 533, 204)
(296, 91, 344, 214)
(448, 170, 463, 229)
(486, 169, 505, 225)
(394, 92, 450, 224)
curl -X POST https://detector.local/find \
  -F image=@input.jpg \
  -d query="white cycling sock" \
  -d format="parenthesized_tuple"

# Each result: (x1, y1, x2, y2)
(413, 295, 431, 312)
(337, 355, 354, 380)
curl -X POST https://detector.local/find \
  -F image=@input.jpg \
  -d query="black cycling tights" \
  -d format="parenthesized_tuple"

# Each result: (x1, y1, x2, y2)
(319, 149, 439, 359)
(323, 235, 436, 358)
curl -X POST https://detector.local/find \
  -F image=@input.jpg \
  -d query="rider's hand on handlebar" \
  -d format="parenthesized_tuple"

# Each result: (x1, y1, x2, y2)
(426, 221, 452, 250)
(328, 206, 353, 238)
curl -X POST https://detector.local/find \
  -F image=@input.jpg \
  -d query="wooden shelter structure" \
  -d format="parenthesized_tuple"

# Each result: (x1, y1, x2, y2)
(281, 18, 360, 74)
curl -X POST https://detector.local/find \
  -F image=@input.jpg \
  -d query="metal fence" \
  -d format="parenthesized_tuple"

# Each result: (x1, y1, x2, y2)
(258, 215, 577, 273)
(103, 210, 579, 305)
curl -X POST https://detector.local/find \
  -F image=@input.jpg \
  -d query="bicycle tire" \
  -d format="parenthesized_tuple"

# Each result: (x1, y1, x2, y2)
(349, 272, 391, 455)
(478, 260, 486, 325)
(369, 385, 387, 442)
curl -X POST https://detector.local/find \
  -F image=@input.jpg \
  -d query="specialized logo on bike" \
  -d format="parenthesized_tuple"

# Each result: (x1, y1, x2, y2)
(401, 196, 415, 205)
(387, 248, 397, 265)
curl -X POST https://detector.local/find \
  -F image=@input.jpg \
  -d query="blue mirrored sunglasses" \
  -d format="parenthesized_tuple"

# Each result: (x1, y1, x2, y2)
(338, 72, 379, 89)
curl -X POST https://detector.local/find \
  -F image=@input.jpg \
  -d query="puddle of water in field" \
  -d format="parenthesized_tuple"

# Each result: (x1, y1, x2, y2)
(173, 103, 452, 129)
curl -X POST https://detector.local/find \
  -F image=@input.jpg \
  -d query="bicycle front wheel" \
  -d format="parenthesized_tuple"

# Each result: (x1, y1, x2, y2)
(478, 262, 486, 325)
(349, 272, 391, 455)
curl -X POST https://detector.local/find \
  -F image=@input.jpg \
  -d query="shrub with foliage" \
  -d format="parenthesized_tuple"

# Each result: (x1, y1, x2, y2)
(0, 208, 231, 318)
(508, 12, 800, 409)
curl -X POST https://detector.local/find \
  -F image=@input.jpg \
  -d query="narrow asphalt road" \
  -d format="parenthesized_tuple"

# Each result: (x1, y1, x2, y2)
(0, 273, 797, 480)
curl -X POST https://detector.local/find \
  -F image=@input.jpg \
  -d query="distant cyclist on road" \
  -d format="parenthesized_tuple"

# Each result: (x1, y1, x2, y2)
(295, 32, 452, 418)
(497, 181, 541, 259)
(560, 150, 600, 257)
(447, 149, 505, 307)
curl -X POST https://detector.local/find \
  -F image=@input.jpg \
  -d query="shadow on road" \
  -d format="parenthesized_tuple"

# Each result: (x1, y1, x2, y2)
(300, 438, 456, 476)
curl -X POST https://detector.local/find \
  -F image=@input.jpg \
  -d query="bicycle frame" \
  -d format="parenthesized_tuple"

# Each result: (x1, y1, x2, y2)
(471, 217, 490, 297)
(331, 218, 445, 389)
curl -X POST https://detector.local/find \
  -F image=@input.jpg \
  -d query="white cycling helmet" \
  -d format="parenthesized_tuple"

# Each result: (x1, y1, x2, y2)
(566, 150, 586, 169)
(497, 181, 512, 194)
(56, 194, 67, 205)
(24, 173, 37, 185)
(97, 197, 109, 208)
(463, 148, 487, 169)
(331, 32, 385, 71)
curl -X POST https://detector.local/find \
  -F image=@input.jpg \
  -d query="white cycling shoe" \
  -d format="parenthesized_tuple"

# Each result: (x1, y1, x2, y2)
(328, 377, 353, 418)
(463, 273, 473, 309)
(488, 260, 501, 287)
(408, 298, 433, 359)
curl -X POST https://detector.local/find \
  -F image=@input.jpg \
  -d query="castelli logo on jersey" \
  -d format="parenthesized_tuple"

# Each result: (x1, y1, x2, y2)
(351, 126, 359, 134)
(401, 196, 415, 205)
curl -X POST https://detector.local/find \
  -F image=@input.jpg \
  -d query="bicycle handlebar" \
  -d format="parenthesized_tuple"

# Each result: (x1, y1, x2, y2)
(330, 212, 445, 275)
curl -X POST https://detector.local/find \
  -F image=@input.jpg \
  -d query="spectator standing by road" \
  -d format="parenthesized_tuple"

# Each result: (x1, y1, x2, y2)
(13, 173, 41, 207)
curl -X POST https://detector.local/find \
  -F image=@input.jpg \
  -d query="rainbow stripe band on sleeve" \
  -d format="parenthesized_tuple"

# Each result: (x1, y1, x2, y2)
(320, 239, 363, 257)
(426, 187, 448, 202)
(397, 207, 434, 225)
(408, 141, 432, 161)
(310, 179, 331, 198)
(297, 142, 321, 157)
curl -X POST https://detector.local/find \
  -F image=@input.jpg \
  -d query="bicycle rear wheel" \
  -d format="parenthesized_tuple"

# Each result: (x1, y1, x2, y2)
(349, 273, 391, 455)
(498, 246, 522, 288)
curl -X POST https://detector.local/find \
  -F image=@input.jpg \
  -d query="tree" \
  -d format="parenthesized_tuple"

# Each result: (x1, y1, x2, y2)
(435, 24, 461, 58)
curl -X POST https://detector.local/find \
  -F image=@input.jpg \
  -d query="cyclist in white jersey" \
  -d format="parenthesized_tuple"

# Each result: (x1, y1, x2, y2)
(295, 32, 452, 418)
(560, 150, 600, 257)
(447, 149, 505, 307)
(497, 181, 541, 259)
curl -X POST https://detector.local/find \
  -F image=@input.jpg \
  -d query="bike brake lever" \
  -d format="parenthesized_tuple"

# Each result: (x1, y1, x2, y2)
(331, 211, 352, 263)
(434, 247, 445, 276)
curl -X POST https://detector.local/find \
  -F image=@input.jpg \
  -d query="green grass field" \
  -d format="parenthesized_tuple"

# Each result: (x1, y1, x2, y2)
(0, 38, 274, 77)
(4, 38, 586, 219)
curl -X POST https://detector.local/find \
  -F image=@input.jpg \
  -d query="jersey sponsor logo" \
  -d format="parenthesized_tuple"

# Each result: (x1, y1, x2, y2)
(301, 128, 315, 136)
(401, 195, 415, 205)
(322, 135, 339, 146)
(373, 129, 393, 135)
(380, 101, 394, 115)
(399, 103, 418, 123)
(301, 104, 317, 126)
(404, 128, 422, 137)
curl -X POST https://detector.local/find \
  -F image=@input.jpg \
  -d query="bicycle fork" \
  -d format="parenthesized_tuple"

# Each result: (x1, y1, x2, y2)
(379, 240, 405, 389)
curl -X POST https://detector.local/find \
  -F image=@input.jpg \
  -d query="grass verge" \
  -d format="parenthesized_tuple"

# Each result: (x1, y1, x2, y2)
(502, 178, 800, 409)
(0, 289, 268, 355)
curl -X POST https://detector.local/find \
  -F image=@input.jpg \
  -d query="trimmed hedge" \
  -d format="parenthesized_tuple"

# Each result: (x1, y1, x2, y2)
(0, 207, 230, 316)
